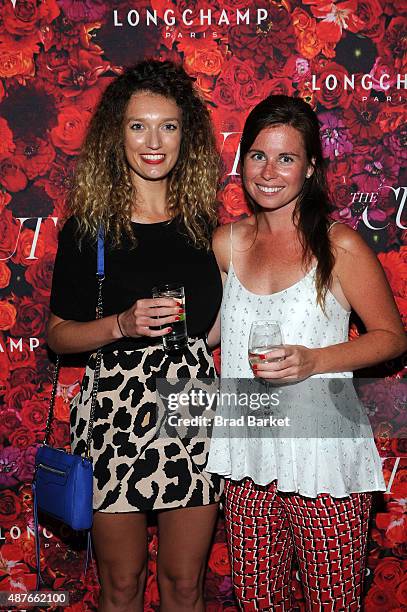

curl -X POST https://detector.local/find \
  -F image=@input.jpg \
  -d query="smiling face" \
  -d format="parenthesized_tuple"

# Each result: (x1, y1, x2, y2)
(243, 124, 314, 214)
(123, 92, 182, 187)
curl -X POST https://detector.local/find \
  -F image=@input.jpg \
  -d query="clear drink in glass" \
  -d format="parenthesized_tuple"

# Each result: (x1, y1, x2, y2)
(152, 283, 188, 352)
(248, 321, 284, 365)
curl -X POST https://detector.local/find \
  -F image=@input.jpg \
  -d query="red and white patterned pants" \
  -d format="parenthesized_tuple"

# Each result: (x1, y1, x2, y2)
(224, 479, 372, 611)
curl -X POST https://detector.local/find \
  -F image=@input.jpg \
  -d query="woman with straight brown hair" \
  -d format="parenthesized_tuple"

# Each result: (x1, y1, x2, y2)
(207, 94, 406, 610)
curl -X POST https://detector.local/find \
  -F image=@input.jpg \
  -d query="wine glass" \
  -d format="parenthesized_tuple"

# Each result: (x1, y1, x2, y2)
(248, 321, 284, 417)
(248, 321, 284, 367)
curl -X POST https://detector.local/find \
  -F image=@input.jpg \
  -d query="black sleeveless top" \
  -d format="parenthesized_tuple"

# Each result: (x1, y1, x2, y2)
(50, 216, 222, 352)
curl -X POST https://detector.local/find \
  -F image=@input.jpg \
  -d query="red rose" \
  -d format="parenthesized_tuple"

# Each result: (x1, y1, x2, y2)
(0, 36, 37, 79)
(50, 107, 92, 155)
(172, 0, 220, 34)
(377, 17, 405, 70)
(267, 77, 295, 97)
(381, 0, 405, 14)
(20, 397, 49, 430)
(10, 366, 38, 387)
(50, 420, 70, 448)
(0, 118, 15, 160)
(0, 490, 22, 528)
(36, 47, 69, 86)
(234, 62, 267, 110)
(387, 466, 407, 497)
(292, 7, 314, 31)
(220, 183, 250, 218)
(11, 296, 48, 337)
(313, 62, 353, 110)
(0, 261, 11, 289)
(374, 557, 404, 590)
(8, 340, 37, 371)
(4, 383, 36, 412)
(391, 436, 407, 457)
(364, 584, 399, 610)
(211, 105, 245, 141)
(25, 251, 56, 300)
(208, 542, 231, 576)
(292, 9, 322, 60)
(182, 44, 225, 98)
(329, 181, 353, 212)
(9, 426, 37, 449)
(0, 301, 17, 331)
(11, 228, 47, 267)
(356, 0, 385, 41)
(0, 350, 11, 392)
(0, 158, 27, 192)
(213, 58, 266, 112)
(3, 0, 60, 36)
(3, 0, 39, 35)
(0, 408, 22, 435)
(396, 577, 407, 606)
(0, 189, 12, 213)
(212, 77, 235, 109)
(218, 207, 242, 226)
(21, 538, 46, 573)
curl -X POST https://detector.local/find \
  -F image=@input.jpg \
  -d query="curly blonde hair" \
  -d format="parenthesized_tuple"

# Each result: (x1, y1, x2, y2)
(68, 60, 220, 249)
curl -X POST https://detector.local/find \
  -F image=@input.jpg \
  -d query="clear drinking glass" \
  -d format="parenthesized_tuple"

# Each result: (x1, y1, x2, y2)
(248, 320, 284, 366)
(152, 283, 188, 352)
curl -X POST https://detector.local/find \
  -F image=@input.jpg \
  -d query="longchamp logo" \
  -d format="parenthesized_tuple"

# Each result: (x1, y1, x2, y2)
(113, 7, 270, 28)
(0, 337, 40, 352)
(311, 73, 407, 92)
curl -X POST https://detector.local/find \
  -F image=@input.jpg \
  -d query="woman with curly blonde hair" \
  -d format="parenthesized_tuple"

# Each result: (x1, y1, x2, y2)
(47, 60, 222, 612)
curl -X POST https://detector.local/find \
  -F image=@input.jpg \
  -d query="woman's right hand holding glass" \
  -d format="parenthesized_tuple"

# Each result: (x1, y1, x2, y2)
(117, 297, 183, 338)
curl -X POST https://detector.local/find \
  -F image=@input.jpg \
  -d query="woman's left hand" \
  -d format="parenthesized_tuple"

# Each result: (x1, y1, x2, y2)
(252, 345, 319, 382)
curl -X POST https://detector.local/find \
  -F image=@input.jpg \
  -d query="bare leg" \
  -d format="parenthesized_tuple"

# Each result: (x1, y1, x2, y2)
(157, 503, 219, 612)
(92, 511, 148, 612)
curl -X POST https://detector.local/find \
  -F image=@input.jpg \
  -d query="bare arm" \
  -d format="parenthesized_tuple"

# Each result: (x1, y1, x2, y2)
(47, 297, 182, 354)
(254, 225, 406, 380)
(207, 224, 230, 349)
(313, 225, 406, 372)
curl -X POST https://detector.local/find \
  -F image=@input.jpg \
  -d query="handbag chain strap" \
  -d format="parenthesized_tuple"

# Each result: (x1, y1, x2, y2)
(85, 274, 104, 458)
(43, 227, 105, 460)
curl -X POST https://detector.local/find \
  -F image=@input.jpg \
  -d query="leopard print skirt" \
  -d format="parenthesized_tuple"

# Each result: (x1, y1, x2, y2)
(70, 337, 222, 512)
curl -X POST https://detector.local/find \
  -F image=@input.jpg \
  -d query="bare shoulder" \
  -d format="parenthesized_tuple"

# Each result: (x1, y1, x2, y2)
(212, 223, 232, 272)
(330, 222, 387, 288)
(212, 218, 253, 271)
(330, 222, 375, 261)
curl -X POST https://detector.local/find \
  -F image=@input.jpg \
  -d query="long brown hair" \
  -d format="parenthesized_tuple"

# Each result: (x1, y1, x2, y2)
(240, 95, 334, 308)
(69, 60, 220, 249)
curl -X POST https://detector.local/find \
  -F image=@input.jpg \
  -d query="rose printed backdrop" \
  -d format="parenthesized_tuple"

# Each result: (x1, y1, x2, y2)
(0, 0, 406, 609)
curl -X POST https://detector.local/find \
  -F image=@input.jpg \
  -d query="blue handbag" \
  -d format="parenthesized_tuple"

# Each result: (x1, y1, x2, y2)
(32, 227, 105, 588)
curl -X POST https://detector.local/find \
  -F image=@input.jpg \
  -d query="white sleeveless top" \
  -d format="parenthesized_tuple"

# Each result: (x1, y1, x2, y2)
(206, 224, 386, 497)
